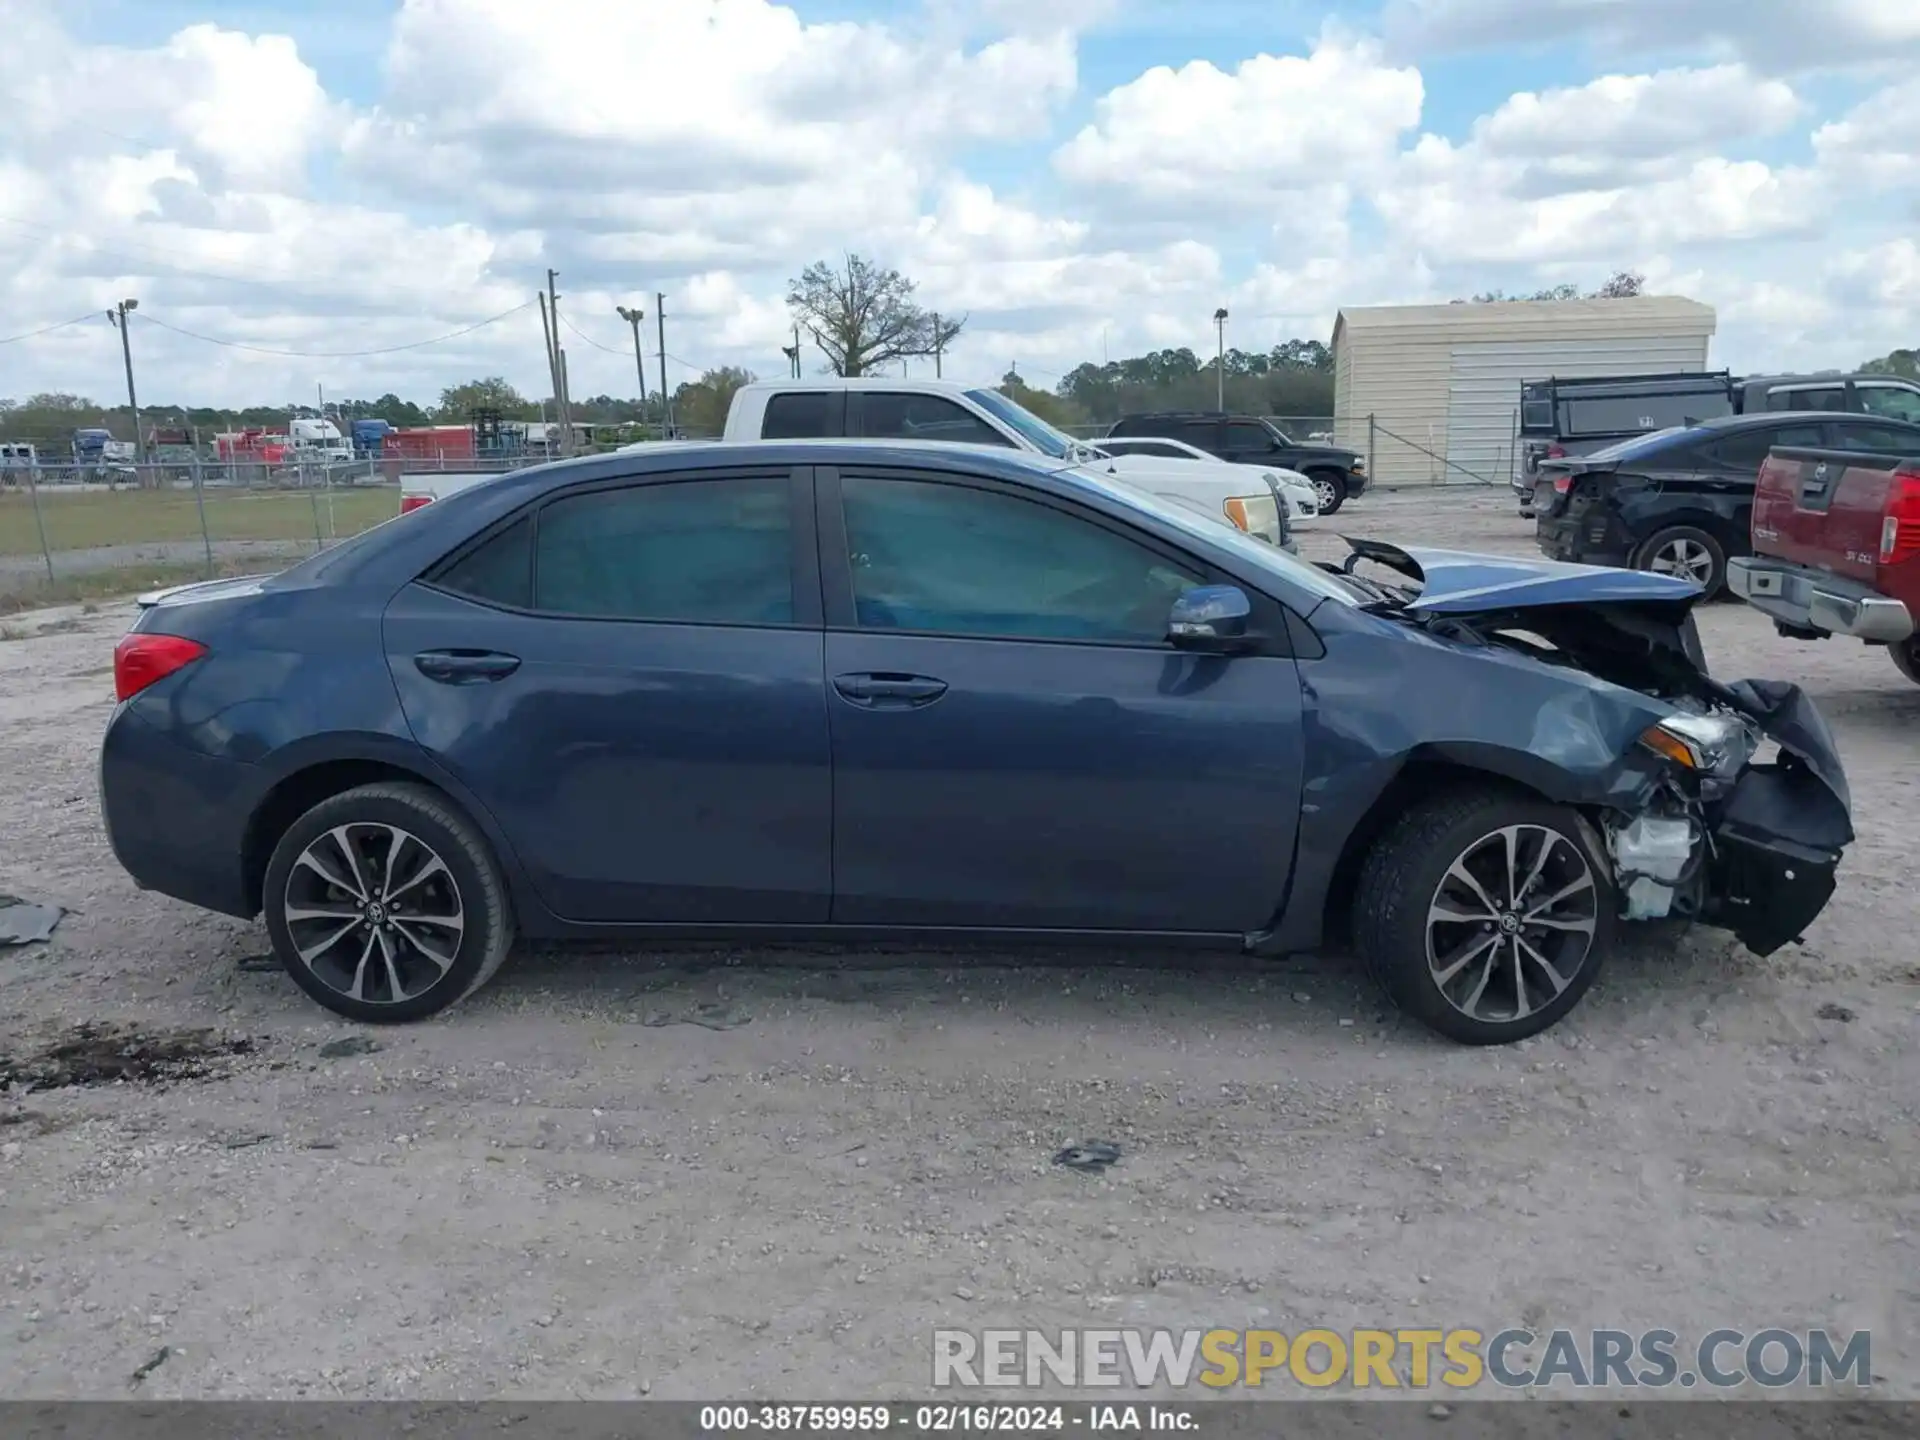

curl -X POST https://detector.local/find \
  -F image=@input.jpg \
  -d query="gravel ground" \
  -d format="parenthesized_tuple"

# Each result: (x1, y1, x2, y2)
(0, 487, 1914, 1402)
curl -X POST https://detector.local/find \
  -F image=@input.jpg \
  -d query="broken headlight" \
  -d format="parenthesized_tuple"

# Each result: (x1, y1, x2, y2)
(1639, 711, 1759, 778)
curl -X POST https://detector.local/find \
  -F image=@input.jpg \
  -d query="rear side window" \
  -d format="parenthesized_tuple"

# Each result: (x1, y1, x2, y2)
(434, 517, 533, 608)
(761, 392, 834, 439)
(532, 477, 794, 625)
(1706, 424, 1825, 472)
(1175, 420, 1223, 452)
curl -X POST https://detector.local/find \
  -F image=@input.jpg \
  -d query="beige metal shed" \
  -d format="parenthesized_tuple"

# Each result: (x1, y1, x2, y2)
(1331, 295, 1718, 487)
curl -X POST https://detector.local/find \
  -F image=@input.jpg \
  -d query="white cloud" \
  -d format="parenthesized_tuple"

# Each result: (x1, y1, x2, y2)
(6, 0, 1920, 406)
(1053, 38, 1423, 210)
(1383, 0, 1920, 72)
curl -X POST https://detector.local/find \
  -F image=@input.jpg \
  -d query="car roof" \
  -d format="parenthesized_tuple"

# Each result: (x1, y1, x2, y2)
(1693, 410, 1920, 432)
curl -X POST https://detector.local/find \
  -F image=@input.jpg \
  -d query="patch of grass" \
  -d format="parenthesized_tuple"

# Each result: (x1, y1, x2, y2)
(0, 483, 398, 556)
(0, 554, 272, 616)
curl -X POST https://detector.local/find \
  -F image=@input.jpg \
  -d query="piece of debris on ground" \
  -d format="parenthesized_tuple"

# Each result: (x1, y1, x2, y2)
(127, 1346, 169, 1388)
(0, 1023, 254, 1093)
(317, 1035, 381, 1058)
(1817, 1002, 1858, 1023)
(0, 895, 64, 947)
(1053, 1141, 1122, 1172)
(642, 1002, 753, 1031)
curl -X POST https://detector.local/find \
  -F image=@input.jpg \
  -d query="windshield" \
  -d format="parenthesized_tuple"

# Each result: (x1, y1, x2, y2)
(1057, 465, 1361, 608)
(1581, 426, 1696, 462)
(965, 387, 1083, 460)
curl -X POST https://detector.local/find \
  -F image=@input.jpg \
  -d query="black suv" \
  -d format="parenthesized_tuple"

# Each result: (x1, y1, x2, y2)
(1532, 410, 1920, 596)
(1106, 412, 1368, 514)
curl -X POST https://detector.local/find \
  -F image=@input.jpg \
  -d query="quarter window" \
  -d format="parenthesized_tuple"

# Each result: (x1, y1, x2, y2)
(761, 392, 834, 439)
(531, 477, 794, 624)
(840, 475, 1200, 644)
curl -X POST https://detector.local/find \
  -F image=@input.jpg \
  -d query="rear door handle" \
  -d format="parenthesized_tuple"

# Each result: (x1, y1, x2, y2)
(833, 672, 948, 708)
(414, 649, 521, 684)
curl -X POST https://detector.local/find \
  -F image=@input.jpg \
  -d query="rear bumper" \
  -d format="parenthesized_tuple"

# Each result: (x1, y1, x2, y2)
(100, 706, 260, 918)
(1535, 515, 1631, 569)
(1726, 556, 1914, 643)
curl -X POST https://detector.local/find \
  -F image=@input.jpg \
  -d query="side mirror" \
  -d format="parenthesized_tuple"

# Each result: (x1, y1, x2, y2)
(1168, 585, 1253, 653)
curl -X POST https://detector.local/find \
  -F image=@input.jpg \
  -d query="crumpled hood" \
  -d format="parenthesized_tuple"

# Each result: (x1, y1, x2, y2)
(1343, 538, 1700, 616)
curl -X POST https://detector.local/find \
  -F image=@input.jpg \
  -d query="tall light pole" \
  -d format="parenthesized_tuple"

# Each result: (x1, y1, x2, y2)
(1212, 307, 1229, 412)
(107, 298, 143, 466)
(615, 304, 649, 430)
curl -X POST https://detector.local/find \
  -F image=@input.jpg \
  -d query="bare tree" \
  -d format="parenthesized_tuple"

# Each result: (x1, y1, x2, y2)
(787, 254, 966, 376)
(1592, 270, 1646, 298)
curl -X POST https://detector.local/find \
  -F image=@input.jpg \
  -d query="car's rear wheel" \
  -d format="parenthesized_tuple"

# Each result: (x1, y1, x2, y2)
(1307, 469, 1349, 515)
(1634, 525, 1727, 597)
(1353, 791, 1614, 1045)
(262, 782, 515, 1023)
(1890, 637, 1920, 685)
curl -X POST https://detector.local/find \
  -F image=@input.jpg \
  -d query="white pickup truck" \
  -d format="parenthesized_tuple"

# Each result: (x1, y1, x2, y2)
(721, 378, 1318, 547)
(399, 379, 1318, 552)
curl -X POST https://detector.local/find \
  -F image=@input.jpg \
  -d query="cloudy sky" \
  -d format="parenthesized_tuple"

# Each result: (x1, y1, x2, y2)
(2, 0, 1917, 407)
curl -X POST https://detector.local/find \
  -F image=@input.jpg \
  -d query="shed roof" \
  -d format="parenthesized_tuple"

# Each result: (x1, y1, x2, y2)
(1334, 294, 1716, 341)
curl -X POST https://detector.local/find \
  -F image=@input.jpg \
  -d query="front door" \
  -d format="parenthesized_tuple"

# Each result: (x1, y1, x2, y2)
(816, 465, 1306, 933)
(383, 467, 832, 925)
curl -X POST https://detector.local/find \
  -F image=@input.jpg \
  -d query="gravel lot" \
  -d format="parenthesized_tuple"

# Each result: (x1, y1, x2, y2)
(0, 487, 1914, 1402)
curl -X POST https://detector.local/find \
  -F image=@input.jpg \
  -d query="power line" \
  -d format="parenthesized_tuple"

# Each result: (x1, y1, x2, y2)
(132, 302, 536, 359)
(557, 311, 628, 356)
(0, 312, 104, 346)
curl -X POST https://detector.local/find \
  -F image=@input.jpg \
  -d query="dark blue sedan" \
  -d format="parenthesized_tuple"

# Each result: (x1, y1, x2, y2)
(100, 442, 1852, 1044)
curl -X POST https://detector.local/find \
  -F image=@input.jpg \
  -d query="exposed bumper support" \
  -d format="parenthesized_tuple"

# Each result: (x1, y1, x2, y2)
(1727, 556, 1914, 644)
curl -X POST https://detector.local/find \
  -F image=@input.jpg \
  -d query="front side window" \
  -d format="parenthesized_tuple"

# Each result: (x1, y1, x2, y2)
(1857, 385, 1920, 424)
(839, 475, 1200, 644)
(531, 477, 793, 625)
(1828, 421, 1920, 455)
(860, 393, 1013, 448)
(1225, 421, 1275, 453)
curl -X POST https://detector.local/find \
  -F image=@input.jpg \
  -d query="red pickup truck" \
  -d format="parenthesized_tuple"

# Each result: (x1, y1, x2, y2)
(1728, 444, 1920, 682)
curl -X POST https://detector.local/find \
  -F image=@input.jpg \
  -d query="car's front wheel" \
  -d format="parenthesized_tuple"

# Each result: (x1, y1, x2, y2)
(1307, 469, 1349, 515)
(262, 781, 516, 1023)
(1353, 792, 1614, 1045)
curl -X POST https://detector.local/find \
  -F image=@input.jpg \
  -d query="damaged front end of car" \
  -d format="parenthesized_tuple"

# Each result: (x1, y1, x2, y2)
(1333, 539, 1855, 957)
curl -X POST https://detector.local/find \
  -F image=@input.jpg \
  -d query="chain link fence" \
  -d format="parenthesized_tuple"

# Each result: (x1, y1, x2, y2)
(0, 457, 531, 612)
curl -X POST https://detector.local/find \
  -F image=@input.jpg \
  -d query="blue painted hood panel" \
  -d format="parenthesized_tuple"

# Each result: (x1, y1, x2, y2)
(1343, 538, 1701, 614)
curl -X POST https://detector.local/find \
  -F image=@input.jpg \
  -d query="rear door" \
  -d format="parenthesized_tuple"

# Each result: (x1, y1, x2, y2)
(1172, 417, 1226, 458)
(382, 465, 832, 925)
(814, 463, 1305, 933)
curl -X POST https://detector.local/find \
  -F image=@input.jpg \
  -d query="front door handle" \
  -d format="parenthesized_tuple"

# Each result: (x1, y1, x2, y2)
(414, 649, 521, 684)
(833, 672, 948, 708)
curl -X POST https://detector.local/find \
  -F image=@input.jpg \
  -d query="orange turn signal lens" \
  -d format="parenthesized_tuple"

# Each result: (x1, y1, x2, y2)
(1222, 497, 1251, 531)
(1640, 725, 1699, 769)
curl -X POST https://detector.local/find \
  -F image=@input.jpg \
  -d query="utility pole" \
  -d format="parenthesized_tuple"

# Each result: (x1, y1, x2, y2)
(107, 298, 143, 467)
(933, 313, 944, 379)
(616, 304, 649, 431)
(547, 269, 573, 455)
(1212, 307, 1229, 412)
(782, 324, 801, 379)
(655, 293, 671, 440)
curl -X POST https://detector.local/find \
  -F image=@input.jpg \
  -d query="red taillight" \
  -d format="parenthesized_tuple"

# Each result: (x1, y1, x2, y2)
(113, 633, 207, 702)
(400, 494, 432, 513)
(1880, 469, 1920, 564)
(1546, 444, 1567, 459)
(1553, 473, 1574, 493)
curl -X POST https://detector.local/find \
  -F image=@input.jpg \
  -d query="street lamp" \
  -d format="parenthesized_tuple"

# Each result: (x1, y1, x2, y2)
(615, 304, 649, 432)
(1212, 307, 1229, 412)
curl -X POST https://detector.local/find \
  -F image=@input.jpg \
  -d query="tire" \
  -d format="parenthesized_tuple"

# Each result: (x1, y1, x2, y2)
(261, 782, 516, 1023)
(1352, 790, 1615, 1045)
(1891, 638, 1920, 686)
(1633, 525, 1727, 598)
(1307, 469, 1349, 515)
